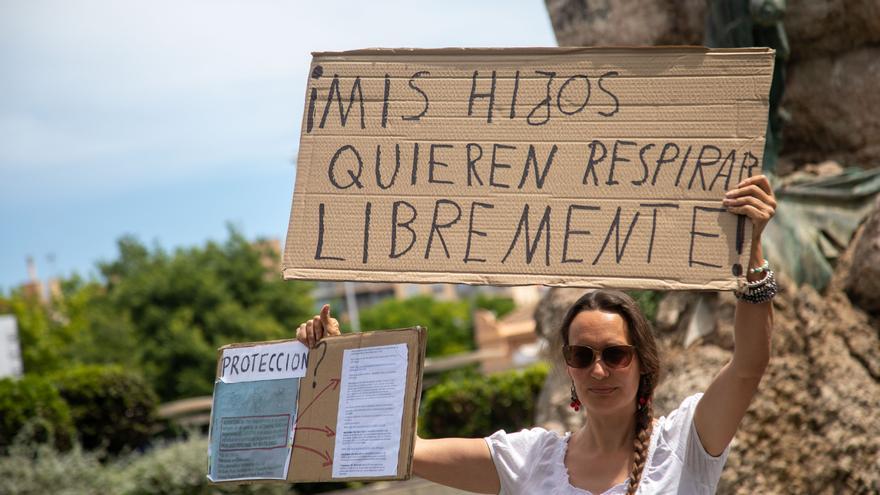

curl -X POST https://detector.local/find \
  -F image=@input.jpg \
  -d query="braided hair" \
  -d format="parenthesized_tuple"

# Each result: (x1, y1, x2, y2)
(559, 290, 661, 495)
(627, 374, 656, 494)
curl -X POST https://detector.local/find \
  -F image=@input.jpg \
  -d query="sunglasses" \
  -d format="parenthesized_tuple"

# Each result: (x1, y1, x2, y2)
(562, 344, 636, 369)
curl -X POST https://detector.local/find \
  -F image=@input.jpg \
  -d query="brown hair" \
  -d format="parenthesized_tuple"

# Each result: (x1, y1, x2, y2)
(559, 290, 660, 495)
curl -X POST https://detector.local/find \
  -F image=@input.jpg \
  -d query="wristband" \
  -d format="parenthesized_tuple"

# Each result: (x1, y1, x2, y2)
(735, 270, 778, 304)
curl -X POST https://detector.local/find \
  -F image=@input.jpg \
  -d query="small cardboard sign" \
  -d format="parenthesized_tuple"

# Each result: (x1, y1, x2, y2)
(283, 47, 774, 290)
(207, 328, 427, 484)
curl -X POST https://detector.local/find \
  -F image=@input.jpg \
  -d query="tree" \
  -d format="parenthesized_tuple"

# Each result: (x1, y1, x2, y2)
(3, 227, 315, 402)
(356, 295, 474, 357)
(0, 277, 135, 375)
(95, 228, 314, 400)
(474, 293, 516, 319)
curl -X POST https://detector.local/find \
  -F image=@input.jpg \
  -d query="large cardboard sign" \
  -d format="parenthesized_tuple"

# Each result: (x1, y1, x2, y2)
(283, 47, 774, 290)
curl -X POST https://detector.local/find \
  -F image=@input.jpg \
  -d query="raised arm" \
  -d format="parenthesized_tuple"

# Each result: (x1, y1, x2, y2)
(295, 305, 500, 493)
(695, 175, 776, 456)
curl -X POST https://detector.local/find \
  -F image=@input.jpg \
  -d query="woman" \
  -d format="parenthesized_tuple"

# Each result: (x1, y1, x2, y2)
(298, 175, 777, 494)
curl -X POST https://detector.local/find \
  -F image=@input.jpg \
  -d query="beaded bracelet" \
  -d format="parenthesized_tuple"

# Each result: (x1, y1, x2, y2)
(749, 259, 770, 274)
(735, 270, 778, 304)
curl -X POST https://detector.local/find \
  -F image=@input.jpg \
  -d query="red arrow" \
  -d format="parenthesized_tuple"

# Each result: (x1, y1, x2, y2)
(294, 444, 333, 467)
(296, 378, 341, 421)
(294, 425, 336, 437)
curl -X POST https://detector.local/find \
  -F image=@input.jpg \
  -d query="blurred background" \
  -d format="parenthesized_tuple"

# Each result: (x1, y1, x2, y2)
(2, 1, 878, 494)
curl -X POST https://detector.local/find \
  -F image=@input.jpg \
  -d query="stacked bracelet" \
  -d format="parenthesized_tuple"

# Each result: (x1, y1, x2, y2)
(736, 269, 778, 304)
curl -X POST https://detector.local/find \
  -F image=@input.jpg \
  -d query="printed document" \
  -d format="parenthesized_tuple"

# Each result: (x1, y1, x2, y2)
(331, 344, 408, 478)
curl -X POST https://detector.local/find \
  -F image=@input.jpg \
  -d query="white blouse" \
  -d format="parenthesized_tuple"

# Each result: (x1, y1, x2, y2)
(484, 393, 729, 494)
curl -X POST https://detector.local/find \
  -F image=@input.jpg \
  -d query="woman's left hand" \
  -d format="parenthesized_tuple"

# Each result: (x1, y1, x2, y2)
(723, 174, 777, 240)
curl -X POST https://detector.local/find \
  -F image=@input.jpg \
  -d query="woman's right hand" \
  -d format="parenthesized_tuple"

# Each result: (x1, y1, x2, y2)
(296, 304, 340, 348)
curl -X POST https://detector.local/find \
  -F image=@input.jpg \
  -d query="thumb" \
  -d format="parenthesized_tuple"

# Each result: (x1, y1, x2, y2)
(321, 304, 340, 335)
(320, 304, 332, 326)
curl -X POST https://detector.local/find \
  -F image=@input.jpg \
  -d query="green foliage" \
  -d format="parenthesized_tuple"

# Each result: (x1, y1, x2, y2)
(627, 290, 663, 323)
(121, 436, 292, 495)
(0, 279, 140, 376)
(95, 230, 314, 400)
(0, 376, 74, 453)
(0, 442, 120, 495)
(474, 293, 516, 319)
(3, 227, 316, 402)
(50, 365, 159, 455)
(350, 293, 519, 358)
(356, 295, 473, 357)
(0, 435, 295, 495)
(420, 362, 549, 439)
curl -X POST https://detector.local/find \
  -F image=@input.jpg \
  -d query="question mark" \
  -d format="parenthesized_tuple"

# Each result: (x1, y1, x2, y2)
(312, 340, 327, 389)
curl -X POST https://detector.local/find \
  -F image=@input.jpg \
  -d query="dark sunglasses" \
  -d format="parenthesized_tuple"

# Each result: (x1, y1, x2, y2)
(562, 344, 636, 369)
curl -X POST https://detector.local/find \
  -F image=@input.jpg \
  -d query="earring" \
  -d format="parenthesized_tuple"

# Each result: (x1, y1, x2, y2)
(637, 375, 651, 411)
(570, 383, 581, 412)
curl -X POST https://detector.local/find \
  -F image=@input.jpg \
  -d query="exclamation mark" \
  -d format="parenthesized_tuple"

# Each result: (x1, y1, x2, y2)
(306, 65, 323, 133)
(732, 215, 745, 276)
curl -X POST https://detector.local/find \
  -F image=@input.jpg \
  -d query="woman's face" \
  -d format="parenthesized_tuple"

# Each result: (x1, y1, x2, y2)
(566, 309, 641, 416)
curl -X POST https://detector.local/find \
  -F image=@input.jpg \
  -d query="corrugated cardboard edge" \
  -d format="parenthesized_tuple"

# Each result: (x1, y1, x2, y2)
(282, 269, 738, 291)
(404, 326, 427, 480)
(311, 46, 774, 58)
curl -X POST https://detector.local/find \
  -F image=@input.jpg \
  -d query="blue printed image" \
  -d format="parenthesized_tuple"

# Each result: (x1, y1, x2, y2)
(208, 378, 300, 481)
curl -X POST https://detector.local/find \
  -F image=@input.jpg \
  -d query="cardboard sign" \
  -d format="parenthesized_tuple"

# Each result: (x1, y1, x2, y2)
(207, 328, 427, 485)
(283, 47, 775, 290)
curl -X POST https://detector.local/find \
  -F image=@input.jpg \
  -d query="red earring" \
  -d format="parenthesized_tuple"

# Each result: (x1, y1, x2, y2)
(637, 395, 649, 411)
(570, 384, 581, 412)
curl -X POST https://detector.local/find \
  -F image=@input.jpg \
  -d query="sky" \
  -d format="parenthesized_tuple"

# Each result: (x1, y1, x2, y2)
(0, 0, 557, 290)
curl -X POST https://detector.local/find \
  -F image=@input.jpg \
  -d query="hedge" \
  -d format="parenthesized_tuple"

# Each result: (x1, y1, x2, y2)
(50, 364, 159, 455)
(0, 435, 297, 495)
(420, 362, 549, 439)
(0, 375, 74, 453)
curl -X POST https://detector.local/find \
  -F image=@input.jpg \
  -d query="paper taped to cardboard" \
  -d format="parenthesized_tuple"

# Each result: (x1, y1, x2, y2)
(219, 341, 309, 383)
(283, 47, 775, 290)
(332, 343, 408, 478)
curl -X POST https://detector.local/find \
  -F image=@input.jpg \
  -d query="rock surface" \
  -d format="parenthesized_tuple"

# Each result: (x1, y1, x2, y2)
(547, 0, 880, 58)
(846, 196, 880, 314)
(784, 0, 880, 60)
(783, 47, 880, 166)
(845, 196, 880, 317)
(544, 0, 703, 47)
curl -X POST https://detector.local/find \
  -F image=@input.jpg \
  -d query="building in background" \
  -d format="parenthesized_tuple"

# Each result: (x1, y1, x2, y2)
(19, 256, 62, 305)
(0, 315, 24, 378)
(473, 303, 542, 374)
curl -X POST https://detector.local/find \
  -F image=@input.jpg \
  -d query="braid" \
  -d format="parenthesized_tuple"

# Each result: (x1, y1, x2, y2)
(626, 379, 655, 495)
